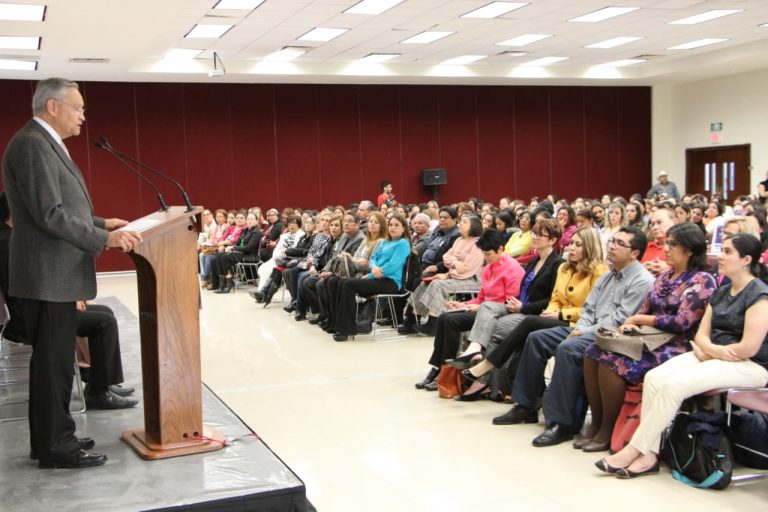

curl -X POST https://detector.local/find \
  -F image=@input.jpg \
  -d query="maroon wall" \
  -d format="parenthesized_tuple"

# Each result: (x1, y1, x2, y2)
(0, 80, 651, 270)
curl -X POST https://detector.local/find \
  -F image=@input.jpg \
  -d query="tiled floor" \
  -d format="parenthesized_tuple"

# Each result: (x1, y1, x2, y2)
(98, 273, 768, 512)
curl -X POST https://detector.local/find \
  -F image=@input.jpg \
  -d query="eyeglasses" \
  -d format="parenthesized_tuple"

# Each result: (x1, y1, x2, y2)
(607, 238, 631, 249)
(663, 240, 680, 249)
(532, 232, 551, 239)
(55, 99, 85, 114)
(519, 217, 531, 222)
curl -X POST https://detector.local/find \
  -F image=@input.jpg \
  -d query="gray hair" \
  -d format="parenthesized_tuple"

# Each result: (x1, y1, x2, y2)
(413, 213, 430, 225)
(359, 200, 374, 212)
(32, 77, 78, 115)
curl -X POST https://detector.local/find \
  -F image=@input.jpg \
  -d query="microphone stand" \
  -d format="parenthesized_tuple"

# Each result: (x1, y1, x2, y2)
(95, 140, 169, 212)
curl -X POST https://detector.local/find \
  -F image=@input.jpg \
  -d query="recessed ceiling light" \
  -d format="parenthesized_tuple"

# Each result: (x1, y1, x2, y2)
(185, 24, 233, 39)
(358, 53, 399, 63)
(263, 47, 306, 61)
(0, 3, 45, 21)
(213, 0, 264, 9)
(441, 55, 487, 65)
(668, 38, 728, 50)
(586, 36, 642, 49)
(298, 27, 348, 42)
(402, 31, 454, 44)
(0, 36, 40, 50)
(596, 58, 646, 67)
(569, 6, 638, 23)
(462, 2, 529, 19)
(497, 33, 551, 46)
(344, 0, 405, 15)
(0, 58, 36, 70)
(669, 9, 741, 25)
(164, 49, 203, 59)
(522, 56, 568, 66)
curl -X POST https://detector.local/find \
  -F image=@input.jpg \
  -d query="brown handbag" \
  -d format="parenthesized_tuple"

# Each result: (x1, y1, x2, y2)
(436, 364, 464, 399)
(594, 326, 675, 361)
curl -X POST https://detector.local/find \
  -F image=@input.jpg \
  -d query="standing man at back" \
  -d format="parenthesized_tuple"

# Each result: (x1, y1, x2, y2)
(2, 78, 141, 469)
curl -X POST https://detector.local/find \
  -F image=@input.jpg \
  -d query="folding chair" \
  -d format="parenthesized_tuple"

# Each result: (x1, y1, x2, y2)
(354, 256, 412, 340)
(726, 387, 768, 483)
(233, 261, 261, 291)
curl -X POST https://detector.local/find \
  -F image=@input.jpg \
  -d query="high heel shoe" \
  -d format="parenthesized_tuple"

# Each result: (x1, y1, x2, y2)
(461, 367, 490, 382)
(454, 384, 489, 402)
(215, 276, 234, 293)
(445, 351, 483, 370)
(594, 458, 624, 474)
(615, 461, 660, 479)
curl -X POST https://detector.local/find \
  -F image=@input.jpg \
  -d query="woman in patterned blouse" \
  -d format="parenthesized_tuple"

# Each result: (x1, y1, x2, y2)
(580, 222, 716, 452)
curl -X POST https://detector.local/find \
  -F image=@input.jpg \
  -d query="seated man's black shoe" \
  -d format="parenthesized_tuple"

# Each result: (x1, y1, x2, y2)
(86, 390, 139, 410)
(397, 322, 419, 335)
(417, 316, 437, 336)
(294, 312, 306, 321)
(108, 384, 135, 397)
(424, 380, 438, 391)
(492, 404, 539, 425)
(38, 449, 107, 469)
(532, 424, 574, 447)
(31, 437, 95, 460)
(283, 303, 296, 313)
(415, 367, 440, 389)
(308, 315, 326, 325)
(333, 334, 349, 342)
(322, 323, 335, 333)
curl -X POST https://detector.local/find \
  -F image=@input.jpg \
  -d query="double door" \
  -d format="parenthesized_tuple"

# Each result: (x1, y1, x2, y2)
(685, 144, 751, 199)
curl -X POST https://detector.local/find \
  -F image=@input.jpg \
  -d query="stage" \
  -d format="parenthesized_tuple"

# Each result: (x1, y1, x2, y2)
(0, 297, 313, 512)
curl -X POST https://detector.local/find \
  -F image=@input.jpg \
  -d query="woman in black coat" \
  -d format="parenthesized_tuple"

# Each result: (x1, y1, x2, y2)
(211, 212, 262, 293)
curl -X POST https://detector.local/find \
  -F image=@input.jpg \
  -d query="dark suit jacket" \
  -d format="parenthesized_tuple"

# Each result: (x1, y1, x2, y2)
(519, 251, 565, 315)
(2, 120, 108, 302)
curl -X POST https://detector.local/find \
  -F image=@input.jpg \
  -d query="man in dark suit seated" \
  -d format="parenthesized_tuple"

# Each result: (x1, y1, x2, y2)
(2, 78, 141, 469)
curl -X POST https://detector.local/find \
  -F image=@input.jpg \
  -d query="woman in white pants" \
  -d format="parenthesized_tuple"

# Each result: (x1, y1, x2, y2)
(596, 233, 768, 478)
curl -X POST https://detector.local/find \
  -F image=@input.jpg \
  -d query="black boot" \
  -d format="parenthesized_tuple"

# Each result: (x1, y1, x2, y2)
(216, 276, 234, 294)
(262, 279, 281, 307)
(355, 300, 376, 334)
(418, 316, 438, 336)
(249, 281, 267, 303)
(397, 309, 419, 335)
(212, 274, 225, 292)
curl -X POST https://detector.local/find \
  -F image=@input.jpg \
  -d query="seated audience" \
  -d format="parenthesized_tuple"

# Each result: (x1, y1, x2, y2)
(703, 201, 725, 235)
(504, 210, 532, 258)
(642, 207, 676, 276)
(495, 211, 516, 244)
(258, 208, 284, 262)
(601, 202, 628, 255)
(489, 227, 653, 448)
(409, 214, 484, 336)
(556, 206, 577, 253)
(251, 214, 304, 296)
(209, 212, 262, 293)
(626, 201, 646, 230)
(200, 209, 230, 288)
(331, 215, 412, 341)
(283, 213, 333, 311)
(410, 213, 432, 257)
(581, 223, 716, 452)
(598, 234, 768, 478)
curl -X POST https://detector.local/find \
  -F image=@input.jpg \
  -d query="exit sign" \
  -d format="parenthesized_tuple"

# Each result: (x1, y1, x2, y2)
(710, 122, 723, 132)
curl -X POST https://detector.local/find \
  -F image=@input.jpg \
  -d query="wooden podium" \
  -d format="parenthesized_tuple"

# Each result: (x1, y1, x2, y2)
(119, 206, 225, 459)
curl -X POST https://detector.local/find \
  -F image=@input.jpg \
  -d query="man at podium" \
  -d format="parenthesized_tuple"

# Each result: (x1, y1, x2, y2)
(2, 78, 141, 469)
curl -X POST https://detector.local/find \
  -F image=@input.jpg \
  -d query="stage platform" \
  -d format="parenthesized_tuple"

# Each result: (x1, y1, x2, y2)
(0, 297, 313, 512)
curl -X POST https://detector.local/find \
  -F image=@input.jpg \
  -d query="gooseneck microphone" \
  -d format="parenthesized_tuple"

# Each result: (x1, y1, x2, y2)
(97, 137, 195, 212)
(95, 138, 169, 212)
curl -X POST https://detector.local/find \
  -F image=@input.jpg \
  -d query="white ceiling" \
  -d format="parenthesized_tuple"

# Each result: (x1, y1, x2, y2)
(1, 0, 767, 85)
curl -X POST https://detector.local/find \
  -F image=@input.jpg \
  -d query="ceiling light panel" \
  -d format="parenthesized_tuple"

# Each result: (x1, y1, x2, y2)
(298, 27, 348, 42)
(0, 36, 40, 50)
(402, 31, 453, 44)
(569, 6, 639, 23)
(585, 36, 642, 49)
(358, 53, 399, 63)
(0, 3, 45, 21)
(0, 58, 36, 70)
(441, 55, 486, 65)
(668, 38, 728, 50)
(462, 2, 529, 19)
(213, 0, 264, 9)
(497, 33, 551, 46)
(669, 9, 741, 25)
(344, 0, 405, 15)
(523, 56, 568, 66)
(185, 24, 233, 39)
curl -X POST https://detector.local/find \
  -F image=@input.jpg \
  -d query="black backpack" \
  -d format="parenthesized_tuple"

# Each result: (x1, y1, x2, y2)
(730, 411, 768, 469)
(663, 411, 734, 490)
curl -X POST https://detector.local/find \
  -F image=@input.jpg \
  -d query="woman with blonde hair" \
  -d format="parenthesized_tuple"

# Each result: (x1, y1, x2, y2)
(602, 202, 628, 255)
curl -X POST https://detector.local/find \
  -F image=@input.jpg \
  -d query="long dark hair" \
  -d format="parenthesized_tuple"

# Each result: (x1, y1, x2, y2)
(728, 233, 768, 282)
(666, 222, 708, 271)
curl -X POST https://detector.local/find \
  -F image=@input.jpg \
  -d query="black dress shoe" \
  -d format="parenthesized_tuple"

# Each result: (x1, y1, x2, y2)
(30, 438, 95, 460)
(38, 449, 107, 469)
(417, 317, 437, 336)
(294, 312, 306, 321)
(532, 424, 574, 447)
(454, 384, 489, 402)
(283, 303, 296, 313)
(424, 380, 438, 391)
(309, 316, 327, 325)
(397, 323, 419, 335)
(108, 384, 135, 397)
(322, 324, 335, 333)
(445, 351, 483, 370)
(356, 321, 372, 334)
(492, 404, 539, 425)
(594, 458, 624, 474)
(415, 367, 440, 389)
(615, 461, 660, 479)
(333, 334, 349, 342)
(86, 390, 139, 410)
